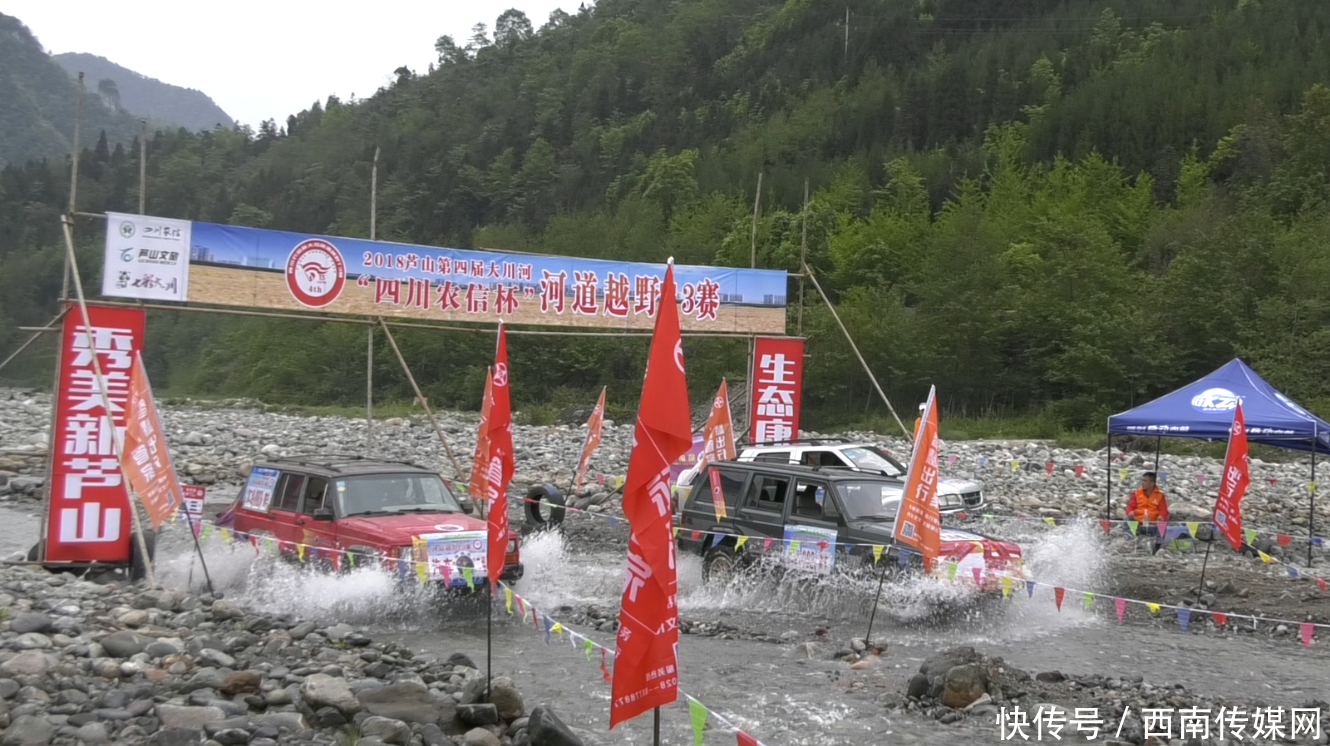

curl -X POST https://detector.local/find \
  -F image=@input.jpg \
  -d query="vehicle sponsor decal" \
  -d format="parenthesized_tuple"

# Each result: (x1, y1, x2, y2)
(242, 467, 280, 514)
(781, 524, 838, 575)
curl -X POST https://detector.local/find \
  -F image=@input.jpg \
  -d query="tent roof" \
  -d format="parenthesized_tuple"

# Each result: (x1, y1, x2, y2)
(1108, 359, 1330, 453)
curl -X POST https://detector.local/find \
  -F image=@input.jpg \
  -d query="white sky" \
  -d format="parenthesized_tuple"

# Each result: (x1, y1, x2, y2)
(8, 0, 571, 127)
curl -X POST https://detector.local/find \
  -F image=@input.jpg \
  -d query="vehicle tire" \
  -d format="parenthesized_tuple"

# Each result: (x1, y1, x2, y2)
(129, 529, 157, 582)
(524, 485, 565, 529)
(702, 545, 741, 584)
(26, 540, 44, 563)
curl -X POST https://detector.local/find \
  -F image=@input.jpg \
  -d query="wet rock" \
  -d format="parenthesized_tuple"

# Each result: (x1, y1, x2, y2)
(100, 631, 154, 658)
(528, 706, 584, 746)
(147, 641, 182, 658)
(919, 647, 982, 677)
(198, 649, 236, 669)
(457, 704, 499, 727)
(300, 673, 361, 715)
(212, 729, 250, 746)
(155, 729, 203, 746)
(7, 613, 51, 635)
(75, 721, 110, 744)
(118, 609, 150, 627)
(312, 706, 347, 728)
(907, 674, 930, 699)
(419, 724, 456, 746)
(157, 705, 227, 729)
(488, 677, 524, 720)
(2, 715, 55, 746)
(941, 665, 987, 709)
(1035, 671, 1065, 683)
(360, 716, 411, 745)
(181, 669, 228, 693)
(462, 729, 501, 746)
(358, 682, 443, 724)
(289, 622, 317, 640)
(447, 653, 478, 670)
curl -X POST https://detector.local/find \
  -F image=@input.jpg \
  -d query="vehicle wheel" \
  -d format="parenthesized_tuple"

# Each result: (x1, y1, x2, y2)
(524, 485, 566, 529)
(702, 546, 741, 584)
(26, 540, 44, 563)
(129, 528, 157, 582)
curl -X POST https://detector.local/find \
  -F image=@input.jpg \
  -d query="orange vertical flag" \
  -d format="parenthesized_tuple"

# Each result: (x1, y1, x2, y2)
(699, 380, 736, 519)
(468, 368, 494, 502)
(893, 386, 941, 566)
(575, 387, 607, 489)
(121, 352, 184, 530)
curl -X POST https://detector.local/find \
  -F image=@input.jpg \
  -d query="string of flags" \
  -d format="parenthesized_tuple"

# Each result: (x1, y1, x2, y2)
(496, 581, 766, 746)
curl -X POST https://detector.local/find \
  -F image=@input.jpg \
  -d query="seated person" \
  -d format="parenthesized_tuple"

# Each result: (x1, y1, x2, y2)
(1125, 471, 1170, 555)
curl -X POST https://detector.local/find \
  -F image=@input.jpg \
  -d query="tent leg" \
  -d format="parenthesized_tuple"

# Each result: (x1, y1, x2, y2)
(1311, 437, 1317, 568)
(1154, 435, 1162, 473)
(1105, 431, 1112, 520)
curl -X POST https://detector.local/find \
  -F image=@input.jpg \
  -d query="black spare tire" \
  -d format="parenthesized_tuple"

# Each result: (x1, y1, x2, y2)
(129, 528, 157, 581)
(524, 484, 566, 528)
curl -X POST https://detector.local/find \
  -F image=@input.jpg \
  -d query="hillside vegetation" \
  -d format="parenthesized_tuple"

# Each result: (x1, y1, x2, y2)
(2, 0, 1330, 432)
(54, 53, 235, 132)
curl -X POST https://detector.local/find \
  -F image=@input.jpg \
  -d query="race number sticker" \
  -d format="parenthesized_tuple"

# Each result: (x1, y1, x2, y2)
(243, 467, 280, 513)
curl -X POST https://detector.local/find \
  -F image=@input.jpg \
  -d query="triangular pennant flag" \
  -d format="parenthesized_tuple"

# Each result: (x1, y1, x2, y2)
(947, 562, 958, 580)
(673, 526, 680, 538)
(1186, 522, 1199, 539)
(416, 561, 429, 584)
(584, 637, 594, 660)
(737, 732, 758, 746)
(1127, 521, 1139, 537)
(1114, 597, 1126, 623)
(1045, 462, 1055, 476)
(1074, 465, 1085, 478)
(948, 454, 958, 467)
(1310, 481, 1319, 495)
(1301, 622, 1314, 647)
(1177, 607, 1191, 631)
(331, 551, 341, 571)
(872, 545, 884, 564)
(1315, 538, 1325, 548)
(762, 538, 773, 553)
(1213, 612, 1228, 626)
(1245, 528, 1259, 545)
(600, 649, 611, 682)
(1258, 550, 1274, 564)
(543, 616, 554, 644)
(1197, 474, 1206, 486)
(691, 531, 702, 541)
(1026, 580, 1035, 598)
(1043, 517, 1056, 528)
(220, 528, 231, 545)
(1100, 520, 1111, 534)
(608, 516, 618, 526)
(1146, 602, 1161, 615)
(898, 551, 909, 567)
(1001, 575, 1012, 599)
(1119, 468, 1129, 482)
(979, 456, 988, 467)
(1268, 478, 1278, 486)
(735, 536, 749, 552)
(297, 544, 306, 562)
(440, 564, 453, 586)
(1288, 566, 1300, 579)
(711, 533, 725, 549)
(789, 540, 801, 555)
(1277, 534, 1291, 546)
(1011, 460, 1020, 474)
(817, 540, 830, 551)
(265, 537, 275, 555)
(462, 566, 475, 590)
(1082, 592, 1094, 610)
(1054, 587, 1065, 611)
(551, 622, 564, 637)
(1318, 578, 1328, 593)
(505, 586, 514, 615)
(971, 567, 982, 586)
(201, 525, 213, 540)
(689, 698, 708, 746)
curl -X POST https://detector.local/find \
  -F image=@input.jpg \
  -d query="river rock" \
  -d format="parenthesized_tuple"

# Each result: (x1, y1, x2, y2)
(75, 721, 110, 744)
(300, 674, 360, 715)
(6, 613, 51, 635)
(357, 681, 444, 724)
(528, 706, 584, 746)
(360, 716, 411, 745)
(462, 729, 501, 746)
(2, 715, 54, 746)
(0, 652, 49, 677)
(487, 677, 524, 720)
(100, 630, 154, 658)
(157, 705, 227, 729)
(457, 704, 498, 726)
(219, 670, 261, 695)
(155, 728, 203, 746)
(941, 664, 988, 709)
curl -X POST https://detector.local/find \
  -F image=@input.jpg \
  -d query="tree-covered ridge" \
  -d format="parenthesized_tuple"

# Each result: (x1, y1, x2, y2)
(2, 0, 1330, 430)
(53, 53, 236, 133)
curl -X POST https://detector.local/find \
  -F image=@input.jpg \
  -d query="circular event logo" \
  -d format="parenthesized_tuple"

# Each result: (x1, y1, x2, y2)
(119, 221, 135, 238)
(1190, 387, 1240, 413)
(285, 239, 346, 308)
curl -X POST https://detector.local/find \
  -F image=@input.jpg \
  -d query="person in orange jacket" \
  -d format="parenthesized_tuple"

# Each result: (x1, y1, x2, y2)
(1126, 471, 1170, 555)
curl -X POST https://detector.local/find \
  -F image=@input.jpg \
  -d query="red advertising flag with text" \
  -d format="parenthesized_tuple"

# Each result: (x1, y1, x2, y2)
(1212, 402, 1251, 553)
(699, 379, 737, 471)
(611, 263, 692, 729)
(121, 353, 184, 530)
(469, 368, 494, 503)
(486, 327, 515, 586)
(892, 386, 941, 565)
(575, 387, 607, 489)
(750, 338, 804, 443)
(46, 304, 146, 563)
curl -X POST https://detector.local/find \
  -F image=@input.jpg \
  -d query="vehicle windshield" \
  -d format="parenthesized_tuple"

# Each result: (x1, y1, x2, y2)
(836, 481, 904, 520)
(335, 474, 462, 517)
(843, 446, 906, 477)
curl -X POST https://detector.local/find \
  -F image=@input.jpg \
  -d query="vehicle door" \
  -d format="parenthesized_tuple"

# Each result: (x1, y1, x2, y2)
(267, 472, 307, 555)
(295, 475, 336, 559)
(733, 472, 792, 545)
(678, 465, 748, 553)
(784, 477, 846, 574)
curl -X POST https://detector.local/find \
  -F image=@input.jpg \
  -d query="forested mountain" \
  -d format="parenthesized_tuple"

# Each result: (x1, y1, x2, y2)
(54, 53, 235, 132)
(0, 13, 143, 167)
(3, 0, 1330, 431)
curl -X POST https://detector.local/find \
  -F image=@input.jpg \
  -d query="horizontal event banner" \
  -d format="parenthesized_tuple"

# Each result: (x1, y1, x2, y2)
(102, 215, 789, 333)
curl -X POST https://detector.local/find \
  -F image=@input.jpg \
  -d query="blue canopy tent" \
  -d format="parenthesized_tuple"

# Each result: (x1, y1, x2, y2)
(1107, 358, 1330, 563)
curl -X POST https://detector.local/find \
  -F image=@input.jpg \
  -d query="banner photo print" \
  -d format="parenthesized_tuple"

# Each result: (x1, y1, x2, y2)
(112, 217, 788, 333)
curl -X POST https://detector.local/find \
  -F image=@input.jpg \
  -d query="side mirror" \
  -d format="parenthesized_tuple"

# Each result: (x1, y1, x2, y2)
(458, 495, 476, 515)
(312, 507, 335, 522)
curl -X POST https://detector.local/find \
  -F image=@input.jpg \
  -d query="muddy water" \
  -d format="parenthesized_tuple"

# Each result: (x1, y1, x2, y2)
(4, 506, 1328, 745)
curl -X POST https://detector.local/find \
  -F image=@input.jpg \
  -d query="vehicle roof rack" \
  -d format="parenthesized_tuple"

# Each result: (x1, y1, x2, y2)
(258, 454, 429, 473)
(737, 437, 856, 447)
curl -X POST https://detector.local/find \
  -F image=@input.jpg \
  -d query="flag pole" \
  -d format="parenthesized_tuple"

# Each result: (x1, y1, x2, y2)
(653, 707, 661, 746)
(863, 549, 890, 644)
(1197, 539, 1214, 596)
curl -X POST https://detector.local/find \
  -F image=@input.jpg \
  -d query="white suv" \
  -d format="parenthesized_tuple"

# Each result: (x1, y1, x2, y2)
(675, 439, 986, 514)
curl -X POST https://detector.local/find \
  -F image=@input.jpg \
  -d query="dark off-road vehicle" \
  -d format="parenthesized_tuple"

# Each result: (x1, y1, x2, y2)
(676, 461, 1024, 590)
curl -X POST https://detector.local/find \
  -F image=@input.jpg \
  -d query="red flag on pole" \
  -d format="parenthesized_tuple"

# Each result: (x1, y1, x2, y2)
(699, 379, 737, 473)
(485, 325, 515, 587)
(121, 352, 184, 530)
(574, 387, 607, 490)
(469, 368, 494, 505)
(610, 262, 692, 729)
(892, 386, 941, 566)
(1212, 402, 1250, 553)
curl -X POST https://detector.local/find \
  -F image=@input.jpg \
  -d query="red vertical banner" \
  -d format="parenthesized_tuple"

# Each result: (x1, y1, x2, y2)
(611, 262, 692, 729)
(121, 352, 184, 529)
(468, 368, 494, 502)
(749, 337, 804, 443)
(699, 379, 737, 471)
(575, 387, 607, 489)
(1212, 402, 1250, 552)
(46, 303, 146, 563)
(485, 326, 515, 586)
(893, 386, 941, 566)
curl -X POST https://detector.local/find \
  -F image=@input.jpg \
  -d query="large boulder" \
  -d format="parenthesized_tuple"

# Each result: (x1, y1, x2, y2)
(7, 613, 52, 635)
(918, 647, 982, 677)
(0, 652, 50, 677)
(528, 706, 584, 746)
(357, 682, 447, 725)
(300, 674, 360, 716)
(941, 664, 988, 709)
(360, 716, 411, 745)
(488, 677, 524, 721)
(3, 715, 54, 746)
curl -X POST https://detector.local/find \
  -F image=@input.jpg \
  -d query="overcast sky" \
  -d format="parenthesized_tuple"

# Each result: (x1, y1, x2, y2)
(9, 0, 570, 128)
